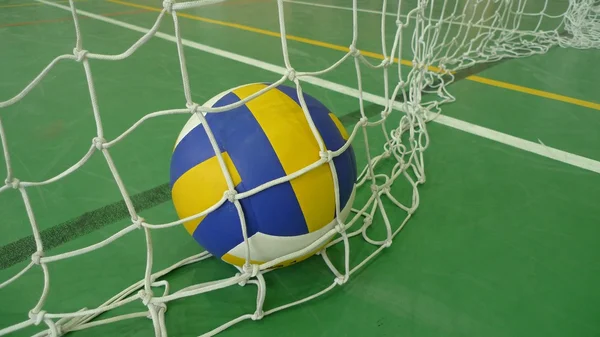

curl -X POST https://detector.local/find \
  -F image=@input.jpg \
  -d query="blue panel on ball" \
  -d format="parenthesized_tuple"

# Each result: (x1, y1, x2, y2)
(170, 124, 224, 188)
(192, 200, 244, 259)
(203, 91, 310, 239)
(274, 85, 357, 210)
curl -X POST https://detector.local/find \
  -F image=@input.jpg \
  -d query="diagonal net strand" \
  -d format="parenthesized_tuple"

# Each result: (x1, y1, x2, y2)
(0, 0, 598, 336)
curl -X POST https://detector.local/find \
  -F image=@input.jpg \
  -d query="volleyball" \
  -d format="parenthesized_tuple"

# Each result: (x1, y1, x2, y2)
(170, 83, 357, 268)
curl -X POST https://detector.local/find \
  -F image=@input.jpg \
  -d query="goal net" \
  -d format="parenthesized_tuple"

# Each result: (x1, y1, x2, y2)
(1, 0, 598, 336)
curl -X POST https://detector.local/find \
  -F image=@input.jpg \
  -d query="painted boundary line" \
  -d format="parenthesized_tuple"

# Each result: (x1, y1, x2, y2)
(35, 0, 600, 175)
(0, 184, 170, 269)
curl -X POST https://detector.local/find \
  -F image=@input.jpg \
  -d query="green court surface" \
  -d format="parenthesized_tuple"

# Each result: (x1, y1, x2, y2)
(1, 0, 600, 336)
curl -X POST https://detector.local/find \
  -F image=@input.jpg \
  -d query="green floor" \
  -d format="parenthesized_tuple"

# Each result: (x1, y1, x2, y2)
(1, 0, 600, 336)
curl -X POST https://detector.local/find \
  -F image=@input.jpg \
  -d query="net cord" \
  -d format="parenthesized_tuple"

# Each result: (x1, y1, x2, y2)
(0, 0, 598, 336)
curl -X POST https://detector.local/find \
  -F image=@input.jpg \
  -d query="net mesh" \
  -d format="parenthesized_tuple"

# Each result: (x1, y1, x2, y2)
(0, 0, 598, 336)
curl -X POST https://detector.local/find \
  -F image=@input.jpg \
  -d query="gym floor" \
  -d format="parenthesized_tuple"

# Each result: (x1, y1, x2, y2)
(1, 0, 599, 336)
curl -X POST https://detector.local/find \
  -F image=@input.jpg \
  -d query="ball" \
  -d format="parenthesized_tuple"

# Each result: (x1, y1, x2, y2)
(170, 83, 357, 268)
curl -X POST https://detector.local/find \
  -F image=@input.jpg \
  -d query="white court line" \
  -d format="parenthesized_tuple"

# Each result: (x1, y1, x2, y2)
(36, 0, 600, 175)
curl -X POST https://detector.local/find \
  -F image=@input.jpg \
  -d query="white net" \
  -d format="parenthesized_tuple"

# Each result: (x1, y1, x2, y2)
(0, 0, 598, 336)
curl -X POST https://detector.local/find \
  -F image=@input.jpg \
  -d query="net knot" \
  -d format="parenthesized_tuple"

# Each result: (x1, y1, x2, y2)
(92, 137, 106, 150)
(381, 109, 391, 119)
(380, 57, 391, 68)
(224, 189, 237, 202)
(73, 48, 88, 62)
(152, 302, 167, 313)
(334, 222, 345, 234)
(31, 251, 44, 265)
(235, 272, 249, 286)
(370, 184, 380, 193)
(132, 216, 145, 229)
(162, 0, 174, 13)
(6, 178, 20, 189)
(243, 263, 260, 278)
(348, 45, 360, 57)
(29, 310, 46, 325)
(384, 239, 392, 248)
(286, 68, 296, 82)
(319, 150, 333, 162)
(359, 117, 368, 126)
(251, 310, 264, 321)
(334, 276, 348, 285)
(138, 290, 153, 306)
(186, 102, 201, 114)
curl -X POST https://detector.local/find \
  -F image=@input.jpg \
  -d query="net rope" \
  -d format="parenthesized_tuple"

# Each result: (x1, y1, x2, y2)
(0, 0, 598, 336)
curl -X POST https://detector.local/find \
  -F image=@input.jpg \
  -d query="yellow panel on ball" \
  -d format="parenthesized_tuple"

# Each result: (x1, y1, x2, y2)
(232, 83, 336, 233)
